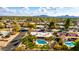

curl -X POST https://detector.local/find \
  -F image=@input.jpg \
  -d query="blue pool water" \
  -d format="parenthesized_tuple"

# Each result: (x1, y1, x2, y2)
(65, 41, 75, 47)
(36, 39, 48, 44)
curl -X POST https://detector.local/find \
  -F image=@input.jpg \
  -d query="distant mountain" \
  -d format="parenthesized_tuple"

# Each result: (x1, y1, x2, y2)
(39, 15, 49, 17)
(33, 15, 49, 17)
(55, 15, 79, 18)
(33, 15, 79, 18)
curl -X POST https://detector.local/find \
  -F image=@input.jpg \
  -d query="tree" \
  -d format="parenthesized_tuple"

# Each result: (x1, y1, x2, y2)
(23, 22, 28, 27)
(0, 22, 5, 28)
(58, 38, 63, 45)
(71, 41, 79, 51)
(48, 21, 55, 29)
(53, 43, 62, 50)
(45, 36, 53, 41)
(15, 46, 26, 51)
(13, 21, 21, 32)
(64, 18, 71, 30)
(27, 42, 35, 49)
(40, 45, 50, 51)
(61, 45, 68, 51)
(27, 23, 36, 29)
(27, 23, 36, 34)
(21, 35, 37, 49)
(53, 32, 58, 37)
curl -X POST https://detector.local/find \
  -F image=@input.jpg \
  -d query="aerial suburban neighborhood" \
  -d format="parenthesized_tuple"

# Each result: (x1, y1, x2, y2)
(0, 16, 79, 51)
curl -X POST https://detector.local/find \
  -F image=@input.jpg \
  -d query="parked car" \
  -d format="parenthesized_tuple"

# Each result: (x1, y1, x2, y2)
(10, 40, 18, 43)
(13, 41, 20, 46)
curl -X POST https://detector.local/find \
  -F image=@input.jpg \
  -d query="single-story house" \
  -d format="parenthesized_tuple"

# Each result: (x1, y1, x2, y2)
(31, 32, 53, 37)
(36, 25, 44, 29)
(0, 31, 11, 37)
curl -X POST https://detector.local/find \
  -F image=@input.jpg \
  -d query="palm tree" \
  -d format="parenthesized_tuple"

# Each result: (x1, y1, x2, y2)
(21, 35, 37, 50)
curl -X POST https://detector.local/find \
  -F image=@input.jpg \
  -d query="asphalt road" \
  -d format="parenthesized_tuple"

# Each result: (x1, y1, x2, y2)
(2, 32, 26, 51)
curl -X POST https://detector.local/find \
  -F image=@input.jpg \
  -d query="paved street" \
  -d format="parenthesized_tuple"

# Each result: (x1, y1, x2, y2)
(2, 32, 26, 51)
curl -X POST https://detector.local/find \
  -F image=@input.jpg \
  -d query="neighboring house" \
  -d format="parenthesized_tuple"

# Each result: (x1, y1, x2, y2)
(36, 25, 45, 29)
(5, 23, 13, 28)
(56, 22, 64, 26)
(36, 22, 46, 25)
(31, 32, 53, 37)
(0, 31, 11, 37)
(69, 25, 78, 28)
(59, 26, 64, 29)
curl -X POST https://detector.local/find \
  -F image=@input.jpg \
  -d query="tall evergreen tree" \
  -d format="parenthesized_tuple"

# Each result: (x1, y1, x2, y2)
(48, 21, 55, 29)
(64, 18, 71, 30)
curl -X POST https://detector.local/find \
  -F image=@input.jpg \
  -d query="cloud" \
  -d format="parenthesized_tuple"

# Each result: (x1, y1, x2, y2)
(0, 7, 79, 16)
(0, 7, 30, 16)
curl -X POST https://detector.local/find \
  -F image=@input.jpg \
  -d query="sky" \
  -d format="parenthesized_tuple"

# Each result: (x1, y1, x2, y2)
(0, 7, 79, 16)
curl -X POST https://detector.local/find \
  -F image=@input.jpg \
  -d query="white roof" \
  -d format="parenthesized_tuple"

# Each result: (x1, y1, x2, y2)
(0, 31, 10, 37)
(31, 32, 52, 37)
(36, 25, 44, 28)
(52, 29, 60, 31)
(69, 26, 78, 28)
(59, 26, 64, 28)
(33, 29, 41, 31)
(57, 23, 64, 25)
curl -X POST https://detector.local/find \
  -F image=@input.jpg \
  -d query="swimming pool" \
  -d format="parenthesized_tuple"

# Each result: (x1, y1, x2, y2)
(36, 39, 48, 45)
(64, 41, 75, 47)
